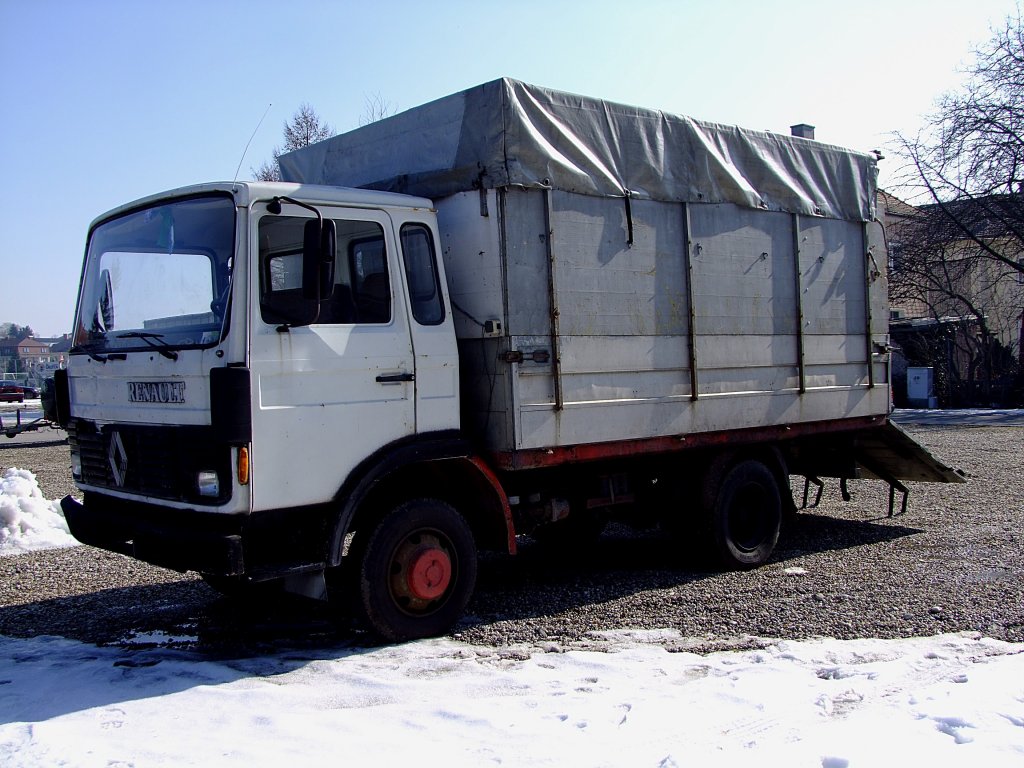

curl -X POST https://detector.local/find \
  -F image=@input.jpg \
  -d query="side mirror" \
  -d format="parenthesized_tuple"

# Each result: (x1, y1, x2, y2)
(95, 268, 114, 331)
(41, 377, 57, 423)
(302, 218, 336, 301)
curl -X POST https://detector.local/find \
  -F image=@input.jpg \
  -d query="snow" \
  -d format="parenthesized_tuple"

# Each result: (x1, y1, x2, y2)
(0, 399, 43, 419)
(0, 468, 77, 556)
(1, 470, 1022, 766)
(892, 408, 1024, 426)
(0, 631, 1021, 766)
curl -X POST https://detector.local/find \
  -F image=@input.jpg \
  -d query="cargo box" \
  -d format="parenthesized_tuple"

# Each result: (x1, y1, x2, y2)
(281, 79, 890, 459)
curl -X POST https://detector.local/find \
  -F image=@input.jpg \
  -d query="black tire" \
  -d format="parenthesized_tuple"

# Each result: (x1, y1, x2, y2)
(706, 459, 781, 569)
(354, 498, 477, 642)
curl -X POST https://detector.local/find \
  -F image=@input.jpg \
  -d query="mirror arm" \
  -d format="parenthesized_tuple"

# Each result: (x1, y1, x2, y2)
(269, 196, 323, 228)
(268, 196, 334, 324)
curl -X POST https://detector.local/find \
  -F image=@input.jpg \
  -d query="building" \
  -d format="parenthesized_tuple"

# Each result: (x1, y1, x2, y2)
(0, 334, 69, 385)
(878, 190, 1024, 406)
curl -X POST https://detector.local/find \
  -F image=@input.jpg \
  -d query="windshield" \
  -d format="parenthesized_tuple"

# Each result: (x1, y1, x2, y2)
(74, 194, 236, 354)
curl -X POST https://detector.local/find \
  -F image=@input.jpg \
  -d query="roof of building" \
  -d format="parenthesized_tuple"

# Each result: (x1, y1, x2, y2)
(877, 189, 920, 219)
(920, 193, 1024, 240)
(0, 336, 61, 351)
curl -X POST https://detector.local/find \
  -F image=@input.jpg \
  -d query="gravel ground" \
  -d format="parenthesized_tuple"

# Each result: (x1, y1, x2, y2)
(0, 425, 1021, 655)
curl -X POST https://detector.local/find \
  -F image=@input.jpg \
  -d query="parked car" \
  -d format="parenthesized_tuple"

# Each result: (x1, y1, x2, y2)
(0, 385, 25, 403)
(21, 385, 39, 399)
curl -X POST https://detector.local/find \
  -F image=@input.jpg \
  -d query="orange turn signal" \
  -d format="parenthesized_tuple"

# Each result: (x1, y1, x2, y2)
(237, 446, 250, 485)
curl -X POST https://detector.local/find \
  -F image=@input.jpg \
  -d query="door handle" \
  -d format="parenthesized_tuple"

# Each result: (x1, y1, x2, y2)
(375, 372, 415, 384)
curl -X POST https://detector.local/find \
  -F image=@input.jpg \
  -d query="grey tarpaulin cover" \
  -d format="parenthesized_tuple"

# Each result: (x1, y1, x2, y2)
(279, 78, 877, 222)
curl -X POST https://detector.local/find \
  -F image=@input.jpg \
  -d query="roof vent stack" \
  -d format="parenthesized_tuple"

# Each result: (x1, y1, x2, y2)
(790, 123, 816, 140)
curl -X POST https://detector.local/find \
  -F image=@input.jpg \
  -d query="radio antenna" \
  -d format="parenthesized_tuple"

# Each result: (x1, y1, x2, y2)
(233, 103, 273, 183)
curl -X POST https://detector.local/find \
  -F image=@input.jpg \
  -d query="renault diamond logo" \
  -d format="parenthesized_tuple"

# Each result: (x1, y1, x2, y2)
(108, 431, 128, 487)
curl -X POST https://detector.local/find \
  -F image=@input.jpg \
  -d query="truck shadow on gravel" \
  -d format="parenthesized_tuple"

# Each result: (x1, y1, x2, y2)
(0, 438, 69, 450)
(463, 512, 923, 628)
(0, 512, 921, 657)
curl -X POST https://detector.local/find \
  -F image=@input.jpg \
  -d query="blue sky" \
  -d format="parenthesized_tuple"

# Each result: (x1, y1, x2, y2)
(0, 0, 1017, 335)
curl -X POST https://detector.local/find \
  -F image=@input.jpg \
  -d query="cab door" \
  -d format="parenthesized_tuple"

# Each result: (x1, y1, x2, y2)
(396, 216, 460, 434)
(248, 202, 415, 512)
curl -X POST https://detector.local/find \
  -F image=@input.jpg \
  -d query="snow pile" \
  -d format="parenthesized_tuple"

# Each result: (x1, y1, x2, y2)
(1, 631, 1022, 766)
(0, 467, 77, 556)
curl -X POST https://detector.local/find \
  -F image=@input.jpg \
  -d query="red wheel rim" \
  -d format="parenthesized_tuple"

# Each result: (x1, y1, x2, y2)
(389, 531, 456, 612)
(406, 546, 452, 600)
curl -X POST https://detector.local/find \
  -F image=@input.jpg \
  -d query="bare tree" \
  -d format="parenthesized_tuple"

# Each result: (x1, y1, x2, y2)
(252, 158, 281, 183)
(887, 185, 1024, 403)
(283, 103, 335, 149)
(359, 92, 397, 126)
(253, 103, 335, 181)
(891, 8, 1024, 404)
(894, 8, 1024, 280)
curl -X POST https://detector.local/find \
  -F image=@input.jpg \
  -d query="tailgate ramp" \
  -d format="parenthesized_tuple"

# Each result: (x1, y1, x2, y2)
(799, 420, 965, 517)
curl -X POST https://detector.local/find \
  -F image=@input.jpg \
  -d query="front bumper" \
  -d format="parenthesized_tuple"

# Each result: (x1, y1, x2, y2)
(61, 492, 333, 579)
(62, 493, 245, 575)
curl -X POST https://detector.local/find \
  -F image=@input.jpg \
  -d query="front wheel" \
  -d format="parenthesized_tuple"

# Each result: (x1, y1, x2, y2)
(706, 459, 782, 569)
(354, 498, 477, 642)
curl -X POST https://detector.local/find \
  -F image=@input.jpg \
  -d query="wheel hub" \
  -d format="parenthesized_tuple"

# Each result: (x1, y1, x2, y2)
(405, 545, 452, 600)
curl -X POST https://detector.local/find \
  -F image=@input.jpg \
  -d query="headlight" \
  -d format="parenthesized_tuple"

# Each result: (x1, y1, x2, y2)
(197, 471, 220, 498)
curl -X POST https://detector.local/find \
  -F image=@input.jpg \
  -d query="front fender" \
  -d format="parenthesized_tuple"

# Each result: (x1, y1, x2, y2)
(325, 433, 514, 566)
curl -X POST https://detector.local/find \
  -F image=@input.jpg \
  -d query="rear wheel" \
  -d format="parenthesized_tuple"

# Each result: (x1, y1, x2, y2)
(706, 459, 781, 569)
(354, 498, 477, 641)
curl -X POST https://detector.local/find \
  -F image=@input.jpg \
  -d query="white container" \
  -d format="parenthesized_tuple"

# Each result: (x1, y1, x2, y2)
(907, 366, 935, 408)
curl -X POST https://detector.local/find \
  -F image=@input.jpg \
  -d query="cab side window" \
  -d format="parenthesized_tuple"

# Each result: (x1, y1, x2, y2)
(400, 223, 444, 325)
(259, 215, 391, 325)
(349, 236, 391, 324)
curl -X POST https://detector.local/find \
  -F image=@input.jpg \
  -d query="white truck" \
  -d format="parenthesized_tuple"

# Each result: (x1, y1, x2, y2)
(55, 80, 961, 640)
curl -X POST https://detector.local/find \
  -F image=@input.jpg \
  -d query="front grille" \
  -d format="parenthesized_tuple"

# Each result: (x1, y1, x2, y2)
(68, 420, 231, 505)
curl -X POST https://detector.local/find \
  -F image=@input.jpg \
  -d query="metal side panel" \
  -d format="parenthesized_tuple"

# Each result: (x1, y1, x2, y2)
(854, 421, 966, 484)
(435, 191, 505, 339)
(516, 386, 891, 450)
(798, 218, 867, 336)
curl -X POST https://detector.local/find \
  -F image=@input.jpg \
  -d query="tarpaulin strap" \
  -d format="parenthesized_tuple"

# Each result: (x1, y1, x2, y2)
(475, 168, 489, 217)
(623, 190, 634, 247)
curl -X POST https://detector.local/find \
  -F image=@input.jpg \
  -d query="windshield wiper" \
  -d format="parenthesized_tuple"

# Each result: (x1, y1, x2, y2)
(69, 344, 126, 363)
(116, 331, 179, 361)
